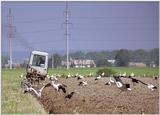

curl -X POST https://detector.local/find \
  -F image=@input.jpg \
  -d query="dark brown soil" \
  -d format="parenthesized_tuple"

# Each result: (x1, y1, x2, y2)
(35, 77, 159, 114)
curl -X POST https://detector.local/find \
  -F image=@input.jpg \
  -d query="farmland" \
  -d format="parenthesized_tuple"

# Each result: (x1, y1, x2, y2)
(39, 77, 159, 114)
(1, 67, 159, 114)
(48, 67, 159, 76)
(2, 69, 46, 114)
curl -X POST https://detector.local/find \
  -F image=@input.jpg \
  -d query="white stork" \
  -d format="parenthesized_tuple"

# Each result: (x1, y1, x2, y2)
(49, 80, 67, 93)
(95, 75, 101, 80)
(77, 75, 84, 80)
(130, 72, 135, 77)
(24, 83, 47, 98)
(78, 81, 87, 86)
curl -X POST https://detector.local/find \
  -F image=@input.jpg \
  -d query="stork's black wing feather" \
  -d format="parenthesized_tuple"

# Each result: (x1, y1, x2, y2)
(137, 80, 148, 85)
(128, 77, 148, 86)
(59, 85, 66, 93)
(65, 92, 75, 99)
(43, 83, 52, 88)
(78, 82, 82, 86)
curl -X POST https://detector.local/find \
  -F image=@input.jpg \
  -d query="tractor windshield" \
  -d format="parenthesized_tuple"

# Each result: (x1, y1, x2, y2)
(32, 54, 46, 67)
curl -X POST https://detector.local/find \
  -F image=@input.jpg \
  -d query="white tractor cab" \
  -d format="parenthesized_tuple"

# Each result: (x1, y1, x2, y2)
(26, 51, 48, 80)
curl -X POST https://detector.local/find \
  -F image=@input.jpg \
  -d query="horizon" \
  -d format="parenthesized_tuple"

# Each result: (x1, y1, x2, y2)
(2, 48, 159, 63)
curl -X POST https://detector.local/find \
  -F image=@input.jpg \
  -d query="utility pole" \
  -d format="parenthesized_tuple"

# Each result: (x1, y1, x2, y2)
(64, 2, 71, 70)
(52, 53, 54, 68)
(8, 8, 13, 69)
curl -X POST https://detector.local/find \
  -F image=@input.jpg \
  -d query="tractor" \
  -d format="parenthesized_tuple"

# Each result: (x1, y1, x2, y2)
(25, 50, 49, 84)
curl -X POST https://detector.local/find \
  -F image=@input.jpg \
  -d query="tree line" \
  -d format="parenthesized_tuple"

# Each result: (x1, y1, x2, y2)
(62, 48, 159, 67)
(2, 48, 159, 68)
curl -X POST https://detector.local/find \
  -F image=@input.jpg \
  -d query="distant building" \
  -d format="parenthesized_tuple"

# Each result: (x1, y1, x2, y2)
(129, 62, 146, 68)
(107, 59, 116, 64)
(61, 61, 72, 67)
(13, 63, 21, 68)
(149, 61, 156, 68)
(62, 59, 96, 68)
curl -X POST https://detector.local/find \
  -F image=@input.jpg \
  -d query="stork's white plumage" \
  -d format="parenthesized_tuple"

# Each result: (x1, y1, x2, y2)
(31, 86, 45, 97)
(95, 75, 101, 80)
(47, 74, 50, 78)
(130, 72, 134, 77)
(119, 73, 122, 76)
(74, 73, 79, 78)
(24, 84, 46, 97)
(88, 72, 93, 77)
(51, 82, 59, 91)
(54, 77, 58, 83)
(97, 75, 101, 79)
(76, 73, 79, 76)
(49, 75, 58, 83)
(20, 74, 24, 78)
(51, 81, 66, 93)
(147, 84, 157, 91)
(101, 72, 105, 77)
(77, 75, 84, 80)
(89, 73, 93, 76)
(109, 77, 115, 84)
(115, 81, 123, 88)
(50, 75, 55, 78)
(56, 74, 61, 78)
(122, 72, 126, 77)
(79, 75, 84, 79)
(79, 81, 87, 86)
(105, 81, 111, 85)
(57, 74, 59, 77)
(67, 73, 71, 78)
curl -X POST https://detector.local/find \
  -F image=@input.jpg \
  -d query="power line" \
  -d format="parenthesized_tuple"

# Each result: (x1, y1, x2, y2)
(12, 16, 156, 23)
(69, 39, 158, 42)
(22, 39, 157, 45)
(73, 23, 156, 25)
(14, 17, 62, 23)
(6, 14, 155, 25)
(70, 27, 157, 31)
(71, 16, 157, 19)
(19, 28, 61, 34)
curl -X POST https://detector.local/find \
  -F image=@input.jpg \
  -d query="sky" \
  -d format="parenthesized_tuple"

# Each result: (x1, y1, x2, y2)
(2, 1, 159, 59)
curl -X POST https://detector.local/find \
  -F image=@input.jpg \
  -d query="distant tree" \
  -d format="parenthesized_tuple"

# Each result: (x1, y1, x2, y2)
(21, 60, 28, 68)
(69, 51, 85, 59)
(115, 49, 130, 66)
(53, 54, 62, 68)
(48, 54, 62, 68)
(150, 48, 159, 66)
(96, 59, 112, 67)
(48, 56, 52, 68)
(131, 49, 149, 62)
(68, 50, 118, 62)
(2, 55, 9, 67)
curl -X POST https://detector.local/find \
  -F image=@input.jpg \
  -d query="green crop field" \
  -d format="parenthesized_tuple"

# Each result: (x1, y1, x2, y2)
(2, 69, 46, 114)
(47, 67, 159, 77)
(1, 67, 159, 114)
